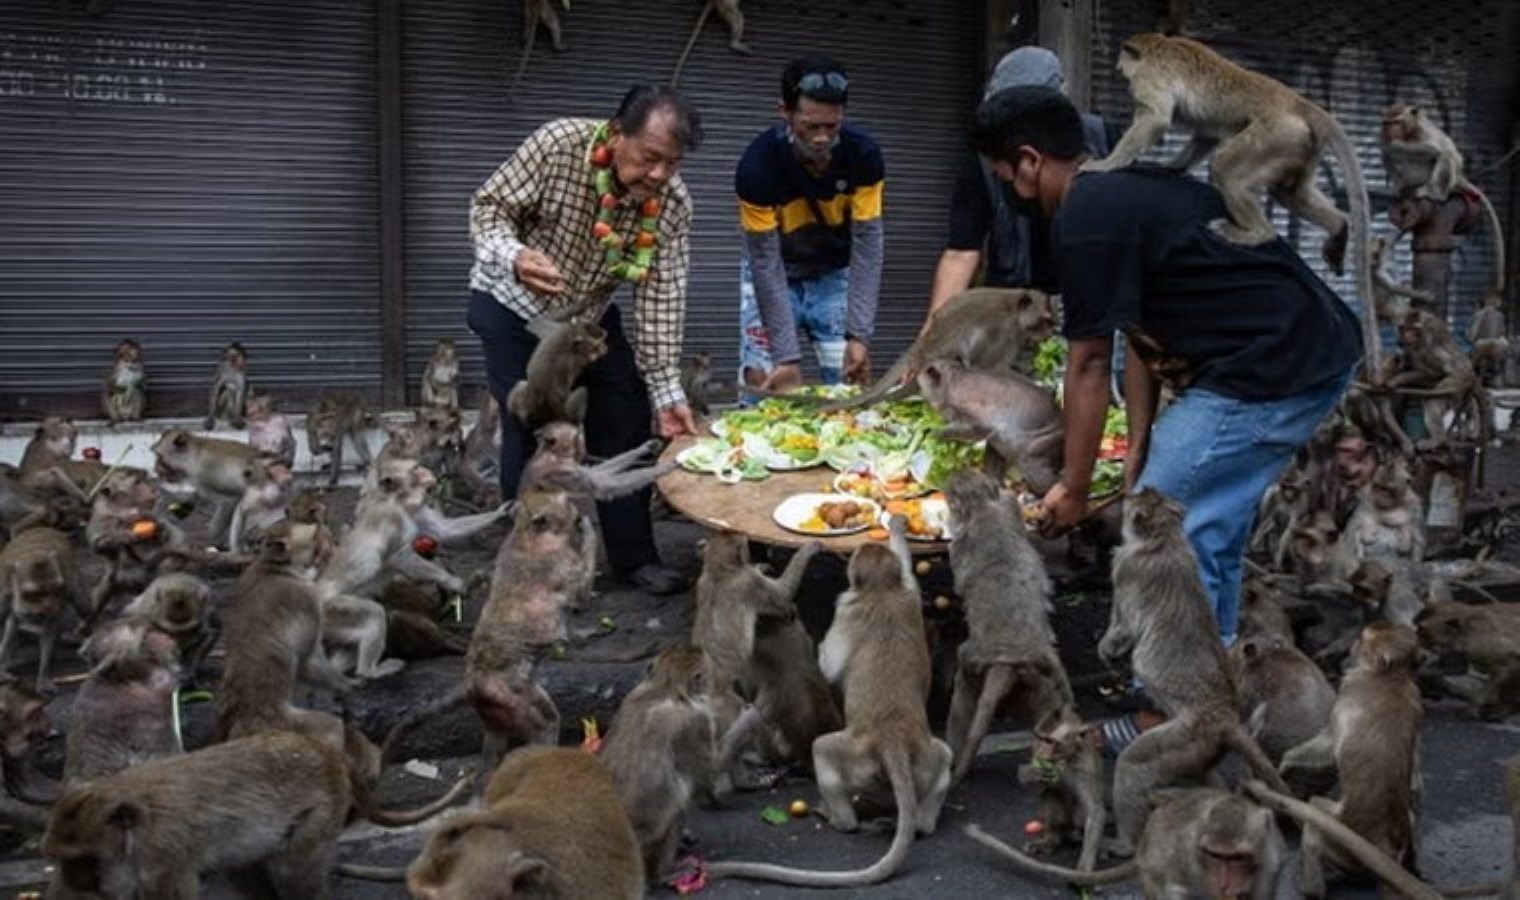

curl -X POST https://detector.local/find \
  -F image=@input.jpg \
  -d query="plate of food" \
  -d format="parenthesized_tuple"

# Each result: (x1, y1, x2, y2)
(773, 493, 882, 536)
(676, 439, 770, 482)
(881, 495, 953, 541)
(832, 462, 931, 501)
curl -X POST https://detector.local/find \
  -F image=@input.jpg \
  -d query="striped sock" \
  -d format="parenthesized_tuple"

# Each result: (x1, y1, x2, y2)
(1100, 714, 1141, 758)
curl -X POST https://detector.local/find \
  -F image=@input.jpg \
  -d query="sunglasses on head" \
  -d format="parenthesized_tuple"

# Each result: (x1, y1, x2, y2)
(797, 71, 848, 93)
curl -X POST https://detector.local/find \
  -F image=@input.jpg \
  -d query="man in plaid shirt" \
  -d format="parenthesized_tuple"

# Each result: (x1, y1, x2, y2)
(466, 85, 702, 595)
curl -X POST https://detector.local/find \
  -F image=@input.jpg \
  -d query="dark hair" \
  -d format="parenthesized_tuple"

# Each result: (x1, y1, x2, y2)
(612, 84, 704, 152)
(970, 86, 1084, 163)
(781, 55, 849, 109)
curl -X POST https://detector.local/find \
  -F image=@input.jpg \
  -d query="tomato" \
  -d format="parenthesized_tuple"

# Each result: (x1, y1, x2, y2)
(633, 231, 656, 249)
(412, 535, 439, 558)
(592, 221, 613, 239)
(590, 145, 612, 167)
(640, 198, 661, 217)
(82, 447, 102, 461)
(599, 193, 617, 210)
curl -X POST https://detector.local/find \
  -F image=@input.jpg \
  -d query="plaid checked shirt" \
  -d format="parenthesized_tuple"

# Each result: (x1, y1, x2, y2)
(470, 117, 693, 409)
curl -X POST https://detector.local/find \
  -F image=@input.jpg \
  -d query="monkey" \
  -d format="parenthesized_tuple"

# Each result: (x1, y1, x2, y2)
(692, 531, 823, 790)
(941, 469, 1072, 786)
(102, 337, 146, 425)
(386, 608, 470, 659)
(290, 485, 333, 537)
(1238, 577, 1296, 642)
(62, 616, 183, 785)
(1339, 453, 1425, 564)
(917, 360, 1065, 491)
(1013, 704, 1107, 873)
(1227, 633, 1334, 765)
(670, 0, 750, 88)
(507, 0, 572, 98)
(84, 469, 193, 627)
(1282, 509, 1359, 595)
(456, 391, 504, 510)
(120, 571, 219, 685)
(381, 489, 587, 782)
(1387, 309, 1495, 444)
(228, 457, 294, 553)
(1469, 290, 1510, 386)
(1416, 599, 1520, 722)
(966, 786, 1286, 898)
(1086, 33, 1380, 370)
(599, 644, 719, 884)
(407, 746, 645, 899)
(749, 287, 1057, 412)
(376, 405, 466, 477)
(0, 680, 56, 832)
(307, 389, 375, 487)
(1098, 488, 1290, 855)
(1248, 464, 1312, 560)
(244, 390, 296, 467)
(1349, 557, 1450, 629)
(705, 515, 954, 887)
(1370, 234, 1435, 324)
(43, 730, 352, 900)
(217, 521, 357, 743)
(203, 340, 249, 430)
(680, 350, 713, 417)
(0, 463, 88, 544)
(1380, 103, 1505, 292)
(150, 427, 262, 548)
(421, 336, 461, 410)
(0, 525, 86, 692)
(506, 315, 608, 429)
(1269, 622, 1427, 896)
(744, 580, 844, 774)
(18, 415, 78, 476)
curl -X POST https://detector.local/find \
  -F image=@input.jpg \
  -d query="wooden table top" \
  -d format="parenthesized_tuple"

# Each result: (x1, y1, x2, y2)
(656, 434, 948, 556)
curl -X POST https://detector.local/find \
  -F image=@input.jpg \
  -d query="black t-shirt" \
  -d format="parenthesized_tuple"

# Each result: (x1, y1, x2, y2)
(1054, 167, 1363, 400)
(945, 154, 1056, 291)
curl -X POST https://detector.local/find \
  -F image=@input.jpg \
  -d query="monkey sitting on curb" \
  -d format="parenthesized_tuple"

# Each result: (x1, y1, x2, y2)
(204, 341, 250, 430)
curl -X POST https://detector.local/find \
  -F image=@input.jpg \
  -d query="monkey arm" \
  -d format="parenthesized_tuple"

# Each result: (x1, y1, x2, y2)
(885, 516, 916, 589)
(588, 439, 663, 476)
(763, 541, 820, 610)
(388, 548, 465, 594)
(1084, 97, 1174, 171)
(412, 504, 508, 544)
(589, 463, 677, 502)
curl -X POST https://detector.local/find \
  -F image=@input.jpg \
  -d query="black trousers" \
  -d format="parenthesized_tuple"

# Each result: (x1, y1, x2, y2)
(467, 290, 659, 572)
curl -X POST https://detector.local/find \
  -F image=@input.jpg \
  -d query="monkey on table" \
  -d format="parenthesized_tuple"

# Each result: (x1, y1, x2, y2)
(971, 86, 1357, 650)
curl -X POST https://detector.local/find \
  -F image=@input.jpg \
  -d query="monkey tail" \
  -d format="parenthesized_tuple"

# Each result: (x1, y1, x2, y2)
(706, 747, 919, 886)
(738, 362, 913, 414)
(379, 684, 469, 763)
(1242, 780, 1444, 900)
(1461, 180, 1506, 293)
(1315, 110, 1381, 382)
(361, 773, 473, 828)
(963, 823, 1138, 885)
(336, 862, 409, 882)
(1224, 723, 1291, 795)
(670, 0, 714, 87)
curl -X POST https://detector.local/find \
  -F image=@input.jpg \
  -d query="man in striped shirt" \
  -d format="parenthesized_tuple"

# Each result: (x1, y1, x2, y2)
(466, 85, 701, 595)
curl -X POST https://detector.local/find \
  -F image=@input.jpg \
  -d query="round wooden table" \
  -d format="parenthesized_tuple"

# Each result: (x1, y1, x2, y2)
(656, 435, 949, 555)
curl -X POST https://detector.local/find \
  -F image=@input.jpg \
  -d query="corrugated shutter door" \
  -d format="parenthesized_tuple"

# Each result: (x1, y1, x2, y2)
(0, 1, 380, 418)
(1089, 0, 1514, 332)
(402, 0, 982, 401)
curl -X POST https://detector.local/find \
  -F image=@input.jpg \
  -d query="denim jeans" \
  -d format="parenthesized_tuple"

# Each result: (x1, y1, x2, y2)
(738, 258, 848, 384)
(1134, 369, 1352, 644)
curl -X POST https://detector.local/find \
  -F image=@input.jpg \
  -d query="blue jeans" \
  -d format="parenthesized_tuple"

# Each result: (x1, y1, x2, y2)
(1134, 370, 1352, 644)
(738, 258, 848, 384)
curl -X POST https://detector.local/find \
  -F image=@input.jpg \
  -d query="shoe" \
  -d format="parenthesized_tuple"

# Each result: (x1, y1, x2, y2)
(1098, 710, 1168, 758)
(620, 563, 690, 596)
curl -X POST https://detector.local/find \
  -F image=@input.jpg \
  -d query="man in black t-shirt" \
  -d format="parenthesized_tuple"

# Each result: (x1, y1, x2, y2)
(971, 87, 1362, 645)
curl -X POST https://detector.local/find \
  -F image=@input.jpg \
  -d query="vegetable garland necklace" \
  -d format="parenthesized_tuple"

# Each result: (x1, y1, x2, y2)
(590, 122, 661, 283)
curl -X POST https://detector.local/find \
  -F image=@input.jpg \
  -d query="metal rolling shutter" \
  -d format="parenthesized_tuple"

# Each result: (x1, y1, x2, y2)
(1089, 0, 1515, 334)
(402, 0, 982, 402)
(0, 0, 380, 418)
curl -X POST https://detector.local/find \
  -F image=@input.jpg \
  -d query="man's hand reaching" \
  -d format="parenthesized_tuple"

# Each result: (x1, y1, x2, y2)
(514, 248, 566, 296)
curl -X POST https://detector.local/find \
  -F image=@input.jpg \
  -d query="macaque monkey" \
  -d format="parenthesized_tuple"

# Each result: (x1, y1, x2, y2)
(670, 0, 750, 86)
(18, 416, 77, 476)
(967, 787, 1286, 898)
(506, 0, 572, 98)
(457, 392, 503, 509)
(942, 470, 1072, 785)
(307, 390, 374, 487)
(121, 572, 219, 684)
(150, 427, 261, 548)
(0, 680, 57, 832)
(63, 617, 183, 784)
(0, 526, 86, 692)
(1349, 557, 1449, 629)
(506, 315, 608, 429)
(1088, 33, 1380, 367)
(102, 338, 146, 425)
(680, 350, 713, 417)
(1227, 633, 1334, 764)
(1249, 465, 1311, 560)
(228, 458, 294, 553)
(759, 287, 1057, 412)
(692, 531, 823, 790)
(386, 608, 470, 659)
(1099, 489, 1289, 855)
(382, 489, 586, 781)
(1276, 622, 1425, 896)
(1283, 510, 1358, 595)
(918, 360, 1065, 491)
(1469, 290, 1509, 386)
(600, 644, 719, 883)
(1380, 103, 1505, 292)
(1417, 599, 1520, 722)
(1370, 235, 1435, 324)
(1339, 454, 1425, 563)
(421, 337, 461, 410)
(43, 731, 352, 900)
(1238, 578, 1295, 642)
(1389, 310, 1494, 443)
(203, 341, 249, 430)
(85, 470, 191, 625)
(706, 515, 954, 887)
(376, 406, 465, 476)
(1013, 705, 1107, 873)
(407, 746, 644, 899)
(244, 391, 295, 467)
(0, 463, 87, 545)
(218, 521, 356, 743)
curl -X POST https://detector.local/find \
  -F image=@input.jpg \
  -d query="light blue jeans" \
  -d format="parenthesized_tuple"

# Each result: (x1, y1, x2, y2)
(1134, 370, 1352, 644)
(738, 258, 848, 384)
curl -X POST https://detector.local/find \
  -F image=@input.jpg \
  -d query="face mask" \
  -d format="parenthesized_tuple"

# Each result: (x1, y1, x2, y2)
(1004, 183, 1045, 219)
(786, 126, 839, 164)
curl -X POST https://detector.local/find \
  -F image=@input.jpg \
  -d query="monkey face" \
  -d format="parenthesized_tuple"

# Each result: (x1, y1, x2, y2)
(0, 683, 49, 758)
(150, 430, 198, 482)
(1380, 104, 1419, 142)
(1014, 291, 1058, 344)
(114, 340, 141, 363)
(37, 417, 78, 457)
(534, 423, 584, 461)
(223, 343, 247, 369)
(1369, 459, 1412, 509)
(14, 554, 65, 606)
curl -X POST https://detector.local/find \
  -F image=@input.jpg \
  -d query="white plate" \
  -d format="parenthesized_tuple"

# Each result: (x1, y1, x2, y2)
(766, 453, 822, 472)
(675, 445, 715, 473)
(880, 497, 954, 541)
(772, 493, 882, 537)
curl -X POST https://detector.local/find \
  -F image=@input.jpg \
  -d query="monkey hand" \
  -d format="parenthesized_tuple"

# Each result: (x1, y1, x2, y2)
(640, 438, 665, 457)
(492, 501, 515, 520)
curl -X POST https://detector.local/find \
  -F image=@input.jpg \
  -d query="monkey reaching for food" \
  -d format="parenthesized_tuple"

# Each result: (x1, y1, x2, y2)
(203, 341, 250, 430)
(84, 470, 192, 626)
